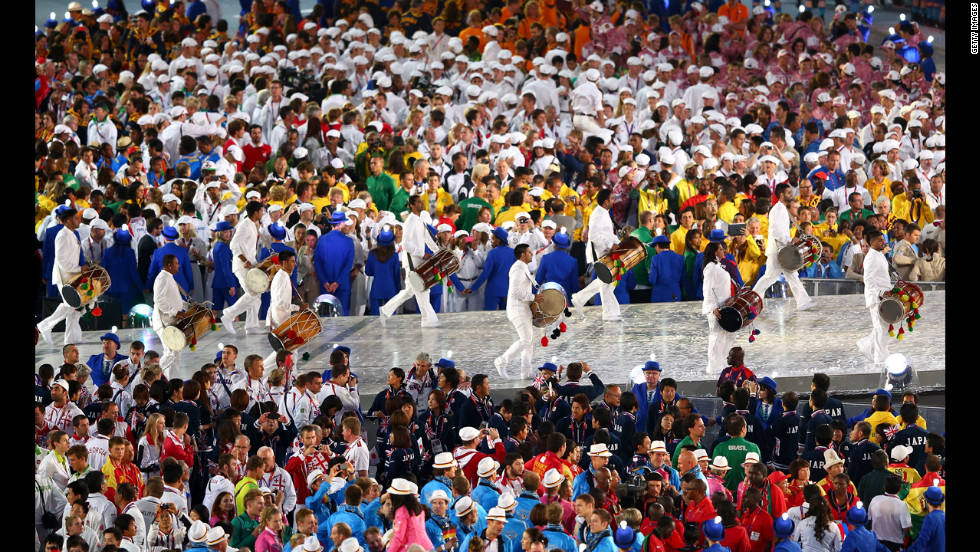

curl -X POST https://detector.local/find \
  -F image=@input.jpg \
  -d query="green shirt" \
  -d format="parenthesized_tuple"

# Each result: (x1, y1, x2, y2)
(713, 436, 761, 491)
(629, 226, 655, 287)
(390, 187, 411, 221)
(230, 512, 259, 549)
(839, 208, 875, 223)
(457, 197, 493, 232)
(367, 172, 398, 212)
(234, 477, 259, 516)
(671, 435, 702, 467)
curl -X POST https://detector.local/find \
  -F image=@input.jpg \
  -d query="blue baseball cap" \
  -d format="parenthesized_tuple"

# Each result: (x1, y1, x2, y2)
(333, 345, 351, 356)
(643, 361, 661, 372)
(652, 235, 670, 245)
(874, 388, 893, 400)
(538, 362, 558, 373)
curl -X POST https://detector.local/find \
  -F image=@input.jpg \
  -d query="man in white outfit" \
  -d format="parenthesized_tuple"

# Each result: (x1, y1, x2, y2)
(751, 183, 816, 311)
(152, 254, 188, 378)
(380, 195, 441, 328)
(571, 69, 605, 137)
(571, 189, 622, 321)
(857, 231, 893, 364)
(38, 208, 85, 345)
(702, 242, 736, 374)
(221, 202, 265, 335)
(494, 244, 545, 380)
(264, 251, 307, 371)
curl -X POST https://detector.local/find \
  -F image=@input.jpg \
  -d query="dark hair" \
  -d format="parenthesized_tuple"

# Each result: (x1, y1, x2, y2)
(391, 492, 424, 516)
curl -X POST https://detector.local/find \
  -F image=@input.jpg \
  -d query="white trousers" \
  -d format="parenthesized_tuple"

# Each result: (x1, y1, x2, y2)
(573, 278, 620, 319)
(499, 313, 535, 377)
(573, 114, 604, 137)
(38, 302, 83, 345)
(706, 316, 737, 374)
(380, 287, 439, 325)
(857, 305, 889, 363)
(155, 331, 182, 379)
(221, 268, 262, 328)
(752, 257, 812, 308)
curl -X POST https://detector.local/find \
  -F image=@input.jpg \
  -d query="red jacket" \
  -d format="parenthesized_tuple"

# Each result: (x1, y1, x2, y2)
(453, 441, 506, 489)
(162, 430, 194, 467)
(720, 524, 752, 552)
(242, 142, 272, 172)
(739, 507, 774, 552)
(285, 451, 332, 504)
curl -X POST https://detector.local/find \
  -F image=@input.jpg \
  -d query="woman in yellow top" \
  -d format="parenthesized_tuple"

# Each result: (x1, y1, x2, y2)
(423, 172, 455, 218)
(729, 216, 764, 286)
(866, 159, 893, 204)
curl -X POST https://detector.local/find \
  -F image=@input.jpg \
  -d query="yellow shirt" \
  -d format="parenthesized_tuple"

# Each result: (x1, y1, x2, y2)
(576, 199, 596, 241)
(729, 237, 764, 286)
(494, 208, 519, 226)
(675, 179, 698, 206)
(311, 196, 332, 214)
(892, 193, 935, 226)
(865, 410, 901, 432)
(866, 177, 894, 204)
(426, 189, 455, 217)
(718, 202, 738, 224)
(670, 226, 690, 255)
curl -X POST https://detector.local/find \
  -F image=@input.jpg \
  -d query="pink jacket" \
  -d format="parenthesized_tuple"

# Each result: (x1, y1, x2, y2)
(389, 507, 434, 552)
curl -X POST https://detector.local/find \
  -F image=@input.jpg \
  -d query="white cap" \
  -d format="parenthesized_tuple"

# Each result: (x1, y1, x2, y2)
(207, 526, 230, 546)
(433, 452, 456, 469)
(459, 427, 480, 441)
(497, 493, 518, 511)
(388, 478, 414, 495)
(188, 520, 210, 543)
(486, 507, 508, 521)
(891, 445, 913, 461)
(543, 468, 564, 488)
(455, 496, 477, 516)
(429, 490, 450, 503)
(340, 537, 363, 552)
(588, 444, 613, 457)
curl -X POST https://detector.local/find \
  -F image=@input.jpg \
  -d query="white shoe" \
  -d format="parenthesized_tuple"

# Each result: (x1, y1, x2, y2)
(571, 296, 587, 319)
(222, 317, 237, 336)
(421, 320, 442, 328)
(245, 327, 266, 335)
(379, 311, 389, 328)
(856, 339, 873, 362)
(798, 301, 817, 312)
(603, 316, 623, 322)
(494, 357, 510, 380)
(39, 326, 53, 345)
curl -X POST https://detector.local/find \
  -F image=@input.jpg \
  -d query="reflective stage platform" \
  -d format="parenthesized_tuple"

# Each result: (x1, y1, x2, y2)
(35, 291, 946, 398)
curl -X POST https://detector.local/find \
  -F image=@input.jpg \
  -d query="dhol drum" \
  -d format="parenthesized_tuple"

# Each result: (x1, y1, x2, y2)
(878, 281, 924, 325)
(776, 235, 822, 272)
(269, 308, 322, 352)
(531, 282, 568, 328)
(594, 236, 647, 284)
(718, 288, 764, 332)
(407, 249, 460, 293)
(160, 302, 215, 350)
(313, 294, 345, 317)
(62, 265, 112, 308)
(245, 255, 283, 294)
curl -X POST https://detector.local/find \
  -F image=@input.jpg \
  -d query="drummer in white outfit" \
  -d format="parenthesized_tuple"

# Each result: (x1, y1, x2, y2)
(379, 194, 441, 328)
(857, 231, 893, 364)
(263, 251, 308, 372)
(38, 207, 85, 345)
(152, 254, 189, 378)
(750, 183, 816, 312)
(571, 189, 622, 321)
(221, 202, 265, 335)
(702, 242, 736, 374)
(494, 243, 545, 380)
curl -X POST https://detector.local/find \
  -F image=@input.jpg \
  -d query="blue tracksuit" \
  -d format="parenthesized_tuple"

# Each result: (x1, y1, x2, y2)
(536, 397, 571, 425)
(305, 481, 335, 522)
(469, 244, 515, 310)
(501, 515, 530, 548)
(365, 248, 402, 315)
(535, 249, 579, 302)
(803, 410, 834, 452)
(647, 250, 685, 302)
(514, 490, 539, 525)
(258, 242, 296, 319)
(322, 505, 368, 547)
(543, 524, 577, 552)
(840, 525, 891, 552)
(460, 530, 514, 552)
(211, 240, 238, 310)
(420, 476, 453, 508)
(102, 243, 144, 312)
(145, 242, 194, 293)
(767, 411, 801, 471)
(472, 479, 501, 513)
(425, 515, 454, 549)
(613, 411, 638, 463)
(314, 229, 354, 315)
(177, 153, 203, 181)
(906, 509, 944, 552)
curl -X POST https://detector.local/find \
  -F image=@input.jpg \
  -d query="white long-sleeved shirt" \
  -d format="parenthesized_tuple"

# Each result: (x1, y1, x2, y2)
(201, 473, 235, 513)
(585, 205, 618, 263)
(765, 201, 792, 256)
(261, 467, 297, 514)
(268, 269, 300, 328)
(316, 380, 360, 424)
(401, 212, 438, 267)
(53, 226, 82, 289)
(701, 262, 731, 315)
(151, 270, 186, 332)
(863, 248, 892, 308)
(506, 261, 535, 321)
(230, 218, 260, 273)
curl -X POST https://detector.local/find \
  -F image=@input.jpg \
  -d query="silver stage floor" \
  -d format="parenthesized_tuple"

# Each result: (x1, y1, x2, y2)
(35, 291, 946, 397)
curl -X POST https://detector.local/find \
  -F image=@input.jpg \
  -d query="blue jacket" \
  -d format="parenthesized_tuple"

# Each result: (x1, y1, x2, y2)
(906, 509, 944, 552)
(472, 480, 501, 513)
(420, 477, 452, 508)
(305, 481, 335, 522)
(365, 249, 402, 300)
(513, 490, 539, 525)
(774, 539, 803, 552)
(767, 411, 800, 470)
(535, 249, 579, 302)
(145, 242, 193, 292)
(542, 525, 577, 552)
(536, 397, 572, 425)
(362, 497, 385, 531)
(501, 515, 530, 547)
(648, 250, 685, 302)
(572, 467, 597, 499)
(314, 229, 354, 292)
(460, 530, 514, 552)
(321, 505, 367, 547)
(813, 165, 846, 191)
(847, 439, 881, 486)
(425, 515, 454, 548)
(840, 525, 891, 552)
(469, 244, 515, 299)
(211, 241, 237, 289)
(755, 398, 785, 431)
(177, 153, 203, 181)
(631, 381, 662, 433)
(102, 243, 143, 295)
(450, 501, 488, 540)
(87, 352, 125, 388)
(805, 261, 844, 279)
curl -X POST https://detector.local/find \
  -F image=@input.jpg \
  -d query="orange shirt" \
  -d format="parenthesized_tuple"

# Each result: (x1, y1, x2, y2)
(539, 0, 564, 29)
(518, 16, 543, 40)
(574, 24, 592, 59)
(459, 26, 486, 51)
(719, 2, 749, 25)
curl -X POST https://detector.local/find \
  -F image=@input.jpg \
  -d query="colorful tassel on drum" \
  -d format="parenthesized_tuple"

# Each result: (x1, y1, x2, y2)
(302, 352, 311, 361)
(541, 336, 549, 347)
(296, 337, 306, 345)
(92, 307, 102, 317)
(559, 322, 567, 333)
(80, 277, 88, 284)
(749, 335, 756, 343)
(889, 324, 895, 338)
(897, 328, 905, 340)
(551, 329, 561, 339)
(211, 323, 218, 331)
(611, 253, 620, 261)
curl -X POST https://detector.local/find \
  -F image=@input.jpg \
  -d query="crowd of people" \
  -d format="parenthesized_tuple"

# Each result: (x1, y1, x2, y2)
(34, 0, 946, 550)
